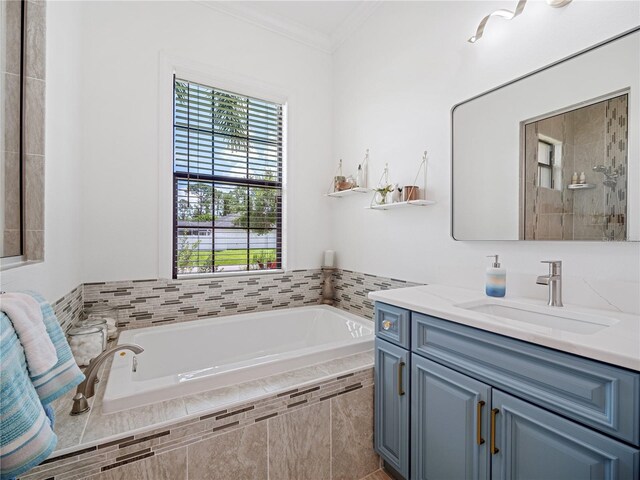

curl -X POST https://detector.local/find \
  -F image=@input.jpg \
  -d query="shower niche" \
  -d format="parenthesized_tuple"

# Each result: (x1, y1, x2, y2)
(521, 93, 628, 241)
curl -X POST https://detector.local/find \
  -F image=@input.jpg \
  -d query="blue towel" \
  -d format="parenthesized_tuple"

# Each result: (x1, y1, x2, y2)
(0, 292, 84, 480)
(42, 403, 55, 428)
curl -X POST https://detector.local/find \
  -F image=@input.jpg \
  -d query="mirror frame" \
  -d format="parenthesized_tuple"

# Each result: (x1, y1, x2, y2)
(450, 25, 640, 242)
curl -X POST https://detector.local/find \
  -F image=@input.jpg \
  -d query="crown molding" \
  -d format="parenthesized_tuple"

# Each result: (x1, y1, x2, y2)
(195, 1, 333, 53)
(195, 1, 382, 54)
(330, 1, 382, 51)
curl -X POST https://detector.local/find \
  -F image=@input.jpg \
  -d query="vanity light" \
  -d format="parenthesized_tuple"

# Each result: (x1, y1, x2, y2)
(468, 0, 527, 43)
(468, 0, 572, 44)
(546, 0, 573, 7)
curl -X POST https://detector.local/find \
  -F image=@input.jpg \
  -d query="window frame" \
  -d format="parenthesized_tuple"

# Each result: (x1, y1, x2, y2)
(158, 56, 289, 280)
(536, 139, 554, 189)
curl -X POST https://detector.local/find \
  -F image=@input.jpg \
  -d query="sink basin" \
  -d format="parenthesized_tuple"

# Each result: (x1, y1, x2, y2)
(455, 299, 619, 334)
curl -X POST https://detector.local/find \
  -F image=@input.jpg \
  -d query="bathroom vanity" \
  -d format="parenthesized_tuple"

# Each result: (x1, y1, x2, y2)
(371, 285, 640, 480)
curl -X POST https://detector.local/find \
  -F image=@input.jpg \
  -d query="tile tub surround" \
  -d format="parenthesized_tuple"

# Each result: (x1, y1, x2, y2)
(82, 268, 414, 330)
(52, 284, 83, 332)
(333, 269, 421, 319)
(83, 270, 324, 330)
(20, 350, 375, 479)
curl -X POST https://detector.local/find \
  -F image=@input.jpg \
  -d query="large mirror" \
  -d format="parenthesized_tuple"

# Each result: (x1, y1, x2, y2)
(1, 0, 23, 258)
(452, 28, 639, 241)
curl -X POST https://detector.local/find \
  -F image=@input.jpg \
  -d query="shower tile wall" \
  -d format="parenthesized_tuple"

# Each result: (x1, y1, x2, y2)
(570, 101, 607, 240)
(523, 94, 628, 241)
(523, 118, 570, 240)
(2, 0, 24, 256)
(604, 95, 628, 241)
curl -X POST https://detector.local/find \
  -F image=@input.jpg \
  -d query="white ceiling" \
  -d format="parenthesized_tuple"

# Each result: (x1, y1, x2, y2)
(240, 1, 363, 36)
(198, 1, 381, 53)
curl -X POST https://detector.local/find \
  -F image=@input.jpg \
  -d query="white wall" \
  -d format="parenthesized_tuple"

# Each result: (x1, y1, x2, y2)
(77, 1, 333, 283)
(1, 1, 83, 300)
(4, 0, 639, 314)
(331, 1, 640, 312)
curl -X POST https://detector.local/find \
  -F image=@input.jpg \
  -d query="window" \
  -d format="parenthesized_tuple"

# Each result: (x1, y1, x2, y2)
(536, 137, 562, 192)
(537, 140, 554, 189)
(173, 78, 284, 277)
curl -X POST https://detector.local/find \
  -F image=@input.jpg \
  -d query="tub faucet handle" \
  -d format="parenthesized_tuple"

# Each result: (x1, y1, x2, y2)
(70, 343, 144, 415)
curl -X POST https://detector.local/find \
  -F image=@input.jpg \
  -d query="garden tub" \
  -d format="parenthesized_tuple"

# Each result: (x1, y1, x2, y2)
(102, 306, 374, 412)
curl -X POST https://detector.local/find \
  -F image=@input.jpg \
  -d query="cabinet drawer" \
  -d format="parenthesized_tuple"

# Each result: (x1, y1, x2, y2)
(412, 313, 640, 446)
(375, 303, 410, 349)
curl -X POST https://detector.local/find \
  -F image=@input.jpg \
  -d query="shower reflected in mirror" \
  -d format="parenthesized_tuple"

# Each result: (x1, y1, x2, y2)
(521, 93, 628, 241)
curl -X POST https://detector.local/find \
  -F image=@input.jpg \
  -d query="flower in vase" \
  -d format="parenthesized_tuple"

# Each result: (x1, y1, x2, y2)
(374, 184, 394, 204)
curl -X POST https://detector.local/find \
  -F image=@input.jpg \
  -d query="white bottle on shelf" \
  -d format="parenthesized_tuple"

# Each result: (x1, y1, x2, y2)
(571, 172, 578, 184)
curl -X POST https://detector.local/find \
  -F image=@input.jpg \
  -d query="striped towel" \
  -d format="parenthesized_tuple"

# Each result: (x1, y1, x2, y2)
(0, 292, 84, 480)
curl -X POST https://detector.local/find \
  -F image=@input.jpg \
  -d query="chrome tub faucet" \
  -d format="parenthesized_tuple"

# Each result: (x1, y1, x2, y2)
(70, 343, 144, 415)
(536, 260, 563, 307)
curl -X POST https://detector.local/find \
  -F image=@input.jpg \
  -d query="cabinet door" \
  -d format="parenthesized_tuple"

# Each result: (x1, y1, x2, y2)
(412, 355, 491, 480)
(491, 390, 639, 480)
(375, 338, 410, 478)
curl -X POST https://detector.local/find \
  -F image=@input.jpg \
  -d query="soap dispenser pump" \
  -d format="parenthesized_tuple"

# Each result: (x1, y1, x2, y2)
(486, 255, 506, 298)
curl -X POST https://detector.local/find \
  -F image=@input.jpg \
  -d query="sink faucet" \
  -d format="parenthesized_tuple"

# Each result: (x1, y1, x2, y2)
(70, 343, 143, 415)
(536, 260, 563, 307)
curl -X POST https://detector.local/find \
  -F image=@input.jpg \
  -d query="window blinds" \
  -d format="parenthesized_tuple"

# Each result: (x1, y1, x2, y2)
(173, 78, 283, 277)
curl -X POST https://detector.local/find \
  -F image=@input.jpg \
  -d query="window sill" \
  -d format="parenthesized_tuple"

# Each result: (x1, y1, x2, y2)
(175, 269, 286, 281)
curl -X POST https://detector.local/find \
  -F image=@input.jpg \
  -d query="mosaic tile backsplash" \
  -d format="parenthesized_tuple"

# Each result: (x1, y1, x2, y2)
(52, 285, 84, 332)
(48, 268, 416, 333)
(83, 270, 324, 329)
(332, 269, 421, 319)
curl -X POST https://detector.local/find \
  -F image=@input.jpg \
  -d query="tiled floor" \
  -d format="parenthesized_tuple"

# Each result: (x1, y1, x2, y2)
(361, 469, 393, 480)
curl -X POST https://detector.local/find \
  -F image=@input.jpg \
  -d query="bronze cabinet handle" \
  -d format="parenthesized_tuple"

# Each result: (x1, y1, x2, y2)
(491, 408, 500, 454)
(398, 361, 405, 396)
(476, 400, 486, 445)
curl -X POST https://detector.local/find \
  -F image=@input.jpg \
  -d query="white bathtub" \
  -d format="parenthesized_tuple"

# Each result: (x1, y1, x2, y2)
(102, 306, 374, 413)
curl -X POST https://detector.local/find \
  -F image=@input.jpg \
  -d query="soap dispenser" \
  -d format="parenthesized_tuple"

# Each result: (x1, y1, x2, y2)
(486, 255, 506, 298)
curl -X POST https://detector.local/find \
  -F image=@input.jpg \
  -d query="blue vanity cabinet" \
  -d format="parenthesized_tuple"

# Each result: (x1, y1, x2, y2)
(412, 355, 491, 480)
(412, 312, 640, 446)
(412, 355, 639, 480)
(491, 390, 639, 480)
(375, 337, 410, 478)
(373, 301, 640, 479)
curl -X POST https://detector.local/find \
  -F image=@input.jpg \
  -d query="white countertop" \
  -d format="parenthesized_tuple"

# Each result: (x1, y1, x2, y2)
(369, 284, 640, 372)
